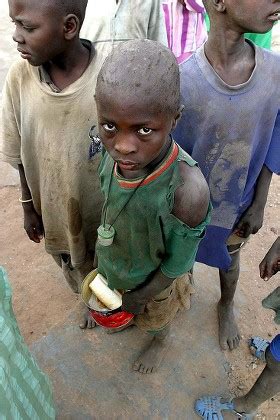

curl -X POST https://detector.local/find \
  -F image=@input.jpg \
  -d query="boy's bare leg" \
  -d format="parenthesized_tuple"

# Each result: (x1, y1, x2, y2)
(133, 326, 171, 374)
(232, 348, 280, 414)
(218, 246, 241, 350)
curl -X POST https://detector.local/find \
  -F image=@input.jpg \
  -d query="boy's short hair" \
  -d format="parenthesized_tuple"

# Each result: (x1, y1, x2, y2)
(96, 39, 180, 115)
(47, 0, 88, 25)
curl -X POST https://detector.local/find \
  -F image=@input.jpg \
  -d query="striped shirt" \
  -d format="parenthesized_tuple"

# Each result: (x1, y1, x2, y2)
(163, 0, 207, 64)
(0, 267, 55, 419)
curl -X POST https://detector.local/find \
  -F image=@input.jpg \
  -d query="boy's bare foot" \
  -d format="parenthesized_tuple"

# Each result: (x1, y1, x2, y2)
(133, 331, 172, 374)
(79, 310, 97, 329)
(218, 301, 240, 350)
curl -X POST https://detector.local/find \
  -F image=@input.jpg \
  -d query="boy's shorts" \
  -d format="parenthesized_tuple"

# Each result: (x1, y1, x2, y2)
(134, 273, 194, 333)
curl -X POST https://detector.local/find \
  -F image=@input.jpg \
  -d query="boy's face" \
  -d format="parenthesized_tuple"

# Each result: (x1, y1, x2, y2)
(96, 94, 178, 176)
(224, 0, 280, 33)
(9, 0, 65, 66)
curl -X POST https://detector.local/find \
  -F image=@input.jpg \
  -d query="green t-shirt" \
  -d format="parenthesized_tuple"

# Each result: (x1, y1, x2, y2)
(97, 142, 211, 290)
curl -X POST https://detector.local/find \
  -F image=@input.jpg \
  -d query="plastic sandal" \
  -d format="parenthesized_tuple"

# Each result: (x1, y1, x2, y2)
(249, 336, 270, 362)
(195, 396, 255, 419)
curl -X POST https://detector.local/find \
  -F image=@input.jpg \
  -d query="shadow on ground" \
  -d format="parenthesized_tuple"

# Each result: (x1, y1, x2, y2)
(31, 264, 233, 419)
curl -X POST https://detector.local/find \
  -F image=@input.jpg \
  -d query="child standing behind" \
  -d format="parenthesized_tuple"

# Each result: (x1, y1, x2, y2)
(94, 39, 211, 373)
(163, 0, 207, 63)
(174, 0, 280, 351)
(1, 0, 104, 294)
(80, 0, 167, 54)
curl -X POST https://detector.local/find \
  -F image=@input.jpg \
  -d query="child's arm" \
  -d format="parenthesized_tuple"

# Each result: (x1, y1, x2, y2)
(259, 237, 280, 281)
(122, 163, 210, 315)
(18, 164, 44, 243)
(234, 165, 272, 238)
(122, 269, 175, 314)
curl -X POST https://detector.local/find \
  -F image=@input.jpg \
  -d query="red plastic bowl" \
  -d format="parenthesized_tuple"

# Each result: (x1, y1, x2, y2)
(90, 309, 134, 329)
(81, 270, 134, 329)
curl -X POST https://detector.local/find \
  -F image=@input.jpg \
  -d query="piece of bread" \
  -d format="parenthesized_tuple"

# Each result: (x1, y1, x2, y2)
(89, 273, 122, 310)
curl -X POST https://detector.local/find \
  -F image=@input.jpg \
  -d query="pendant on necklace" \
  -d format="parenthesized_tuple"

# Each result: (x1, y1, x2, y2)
(97, 224, 115, 246)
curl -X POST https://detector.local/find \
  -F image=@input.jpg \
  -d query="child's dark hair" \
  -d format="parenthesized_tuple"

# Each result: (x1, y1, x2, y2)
(96, 39, 181, 115)
(49, 0, 88, 26)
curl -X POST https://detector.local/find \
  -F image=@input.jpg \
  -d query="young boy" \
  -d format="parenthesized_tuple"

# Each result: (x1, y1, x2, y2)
(1, 0, 104, 294)
(195, 238, 280, 418)
(163, 0, 207, 63)
(80, 0, 167, 53)
(94, 39, 211, 373)
(174, 0, 280, 350)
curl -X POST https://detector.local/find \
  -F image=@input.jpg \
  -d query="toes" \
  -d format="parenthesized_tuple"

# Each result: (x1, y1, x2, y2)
(133, 361, 140, 371)
(133, 362, 153, 374)
(228, 339, 234, 351)
(220, 339, 228, 350)
(87, 318, 97, 329)
(79, 312, 96, 329)
(79, 319, 88, 329)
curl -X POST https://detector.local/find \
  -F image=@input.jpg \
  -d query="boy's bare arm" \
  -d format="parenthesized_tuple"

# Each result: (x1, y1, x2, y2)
(122, 269, 174, 314)
(18, 164, 44, 243)
(172, 162, 210, 228)
(234, 165, 272, 238)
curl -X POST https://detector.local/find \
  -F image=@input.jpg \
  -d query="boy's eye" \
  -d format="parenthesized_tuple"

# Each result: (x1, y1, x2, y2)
(138, 127, 152, 136)
(102, 123, 117, 133)
(23, 27, 35, 32)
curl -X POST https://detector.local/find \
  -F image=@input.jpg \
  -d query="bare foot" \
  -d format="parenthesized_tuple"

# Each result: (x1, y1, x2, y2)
(133, 333, 172, 374)
(79, 309, 97, 329)
(218, 301, 240, 350)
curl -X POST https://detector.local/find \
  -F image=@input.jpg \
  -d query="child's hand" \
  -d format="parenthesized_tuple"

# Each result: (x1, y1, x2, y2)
(23, 203, 44, 243)
(122, 292, 146, 315)
(234, 204, 264, 238)
(259, 237, 280, 281)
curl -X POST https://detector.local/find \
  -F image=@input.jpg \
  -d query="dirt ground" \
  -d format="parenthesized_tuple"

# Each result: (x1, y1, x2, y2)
(0, 3, 280, 419)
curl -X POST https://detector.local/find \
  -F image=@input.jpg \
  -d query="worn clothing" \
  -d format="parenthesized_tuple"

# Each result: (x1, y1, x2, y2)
(1, 43, 104, 275)
(174, 42, 280, 270)
(135, 273, 194, 332)
(97, 141, 211, 291)
(0, 267, 55, 419)
(163, 0, 206, 64)
(80, 0, 167, 59)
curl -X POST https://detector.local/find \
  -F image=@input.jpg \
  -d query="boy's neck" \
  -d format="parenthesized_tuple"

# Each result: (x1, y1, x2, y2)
(119, 137, 173, 180)
(204, 27, 256, 86)
(44, 39, 91, 91)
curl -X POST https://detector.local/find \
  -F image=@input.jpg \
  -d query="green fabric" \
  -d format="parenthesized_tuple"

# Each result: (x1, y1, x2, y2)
(97, 142, 211, 290)
(245, 32, 272, 49)
(204, 13, 272, 49)
(0, 267, 55, 420)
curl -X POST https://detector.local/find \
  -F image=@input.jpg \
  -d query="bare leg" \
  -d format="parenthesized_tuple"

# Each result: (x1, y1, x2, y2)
(133, 326, 171, 374)
(233, 348, 280, 414)
(218, 246, 241, 350)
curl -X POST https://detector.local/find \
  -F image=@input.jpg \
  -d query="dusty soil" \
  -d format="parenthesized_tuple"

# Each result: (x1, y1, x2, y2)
(0, 3, 279, 418)
(0, 179, 279, 419)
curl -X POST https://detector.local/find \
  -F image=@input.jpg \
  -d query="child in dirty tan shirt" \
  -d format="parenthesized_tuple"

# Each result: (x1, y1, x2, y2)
(1, 0, 104, 293)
